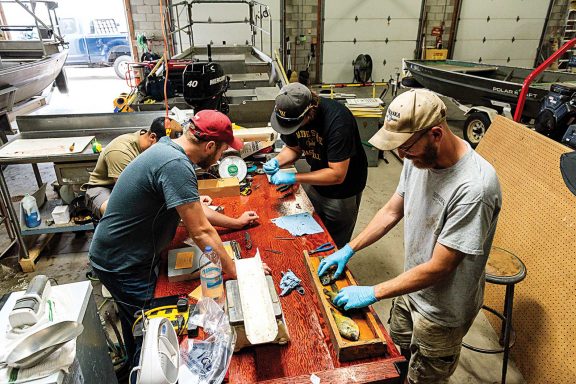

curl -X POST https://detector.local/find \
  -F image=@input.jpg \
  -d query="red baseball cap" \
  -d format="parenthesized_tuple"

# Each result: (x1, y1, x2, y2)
(191, 110, 244, 151)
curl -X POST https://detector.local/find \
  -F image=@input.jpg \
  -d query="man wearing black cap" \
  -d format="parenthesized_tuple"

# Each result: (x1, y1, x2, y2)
(89, 110, 269, 368)
(83, 116, 170, 219)
(265, 83, 368, 248)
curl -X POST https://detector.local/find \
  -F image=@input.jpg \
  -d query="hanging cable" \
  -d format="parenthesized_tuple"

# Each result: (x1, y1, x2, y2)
(159, 0, 170, 133)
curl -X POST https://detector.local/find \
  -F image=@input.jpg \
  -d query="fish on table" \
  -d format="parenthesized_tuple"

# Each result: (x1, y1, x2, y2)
(330, 307, 360, 341)
(320, 266, 339, 286)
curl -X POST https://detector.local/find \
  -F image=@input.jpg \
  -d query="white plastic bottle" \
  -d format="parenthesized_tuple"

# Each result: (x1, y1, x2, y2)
(22, 194, 41, 228)
(200, 246, 224, 306)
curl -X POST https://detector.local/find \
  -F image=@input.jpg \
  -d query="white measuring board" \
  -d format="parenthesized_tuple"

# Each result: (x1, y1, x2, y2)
(235, 250, 278, 344)
(0, 136, 95, 158)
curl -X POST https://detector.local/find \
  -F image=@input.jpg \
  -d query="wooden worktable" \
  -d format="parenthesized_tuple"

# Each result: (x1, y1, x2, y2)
(154, 175, 405, 383)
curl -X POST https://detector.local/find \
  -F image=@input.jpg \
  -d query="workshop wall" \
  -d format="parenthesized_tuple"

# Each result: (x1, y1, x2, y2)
(127, 0, 166, 58)
(423, 0, 455, 52)
(284, 0, 319, 83)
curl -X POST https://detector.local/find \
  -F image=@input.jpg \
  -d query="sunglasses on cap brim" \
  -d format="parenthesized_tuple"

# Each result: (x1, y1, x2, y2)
(274, 105, 312, 123)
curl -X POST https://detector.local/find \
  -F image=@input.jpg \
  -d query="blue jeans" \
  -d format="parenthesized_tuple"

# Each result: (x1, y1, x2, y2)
(93, 265, 157, 368)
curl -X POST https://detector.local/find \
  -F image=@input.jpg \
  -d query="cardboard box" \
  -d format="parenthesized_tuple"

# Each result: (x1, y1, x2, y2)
(198, 177, 240, 198)
(425, 48, 448, 60)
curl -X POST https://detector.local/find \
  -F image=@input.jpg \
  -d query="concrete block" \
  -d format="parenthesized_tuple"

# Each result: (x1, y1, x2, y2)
(306, 12, 317, 21)
(146, 13, 161, 22)
(144, 0, 158, 5)
(154, 21, 163, 30)
(130, 0, 144, 5)
(429, 5, 442, 13)
(135, 21, 155, 30)
(132, 13, 147, 22)
(302, 20, 312, 28)
(136, 5, 152, 14)
(303, 5, 312, 13)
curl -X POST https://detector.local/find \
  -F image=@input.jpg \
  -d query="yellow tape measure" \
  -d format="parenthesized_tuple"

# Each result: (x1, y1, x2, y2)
(132, 305, 189, 337)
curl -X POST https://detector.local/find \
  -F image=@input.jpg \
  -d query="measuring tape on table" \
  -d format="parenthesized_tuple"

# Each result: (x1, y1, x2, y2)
(218, 155, 248, 182)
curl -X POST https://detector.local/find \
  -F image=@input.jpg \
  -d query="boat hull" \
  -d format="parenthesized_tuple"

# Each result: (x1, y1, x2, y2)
(0, 50, 68, 112)
(404, 60, 576, 120)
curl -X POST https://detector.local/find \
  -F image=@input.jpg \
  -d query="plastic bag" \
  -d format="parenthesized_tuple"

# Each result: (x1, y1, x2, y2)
(179, 297, 236, 384)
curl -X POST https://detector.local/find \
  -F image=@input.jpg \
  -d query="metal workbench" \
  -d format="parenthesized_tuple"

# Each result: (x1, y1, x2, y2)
(0, 111, 166, 267)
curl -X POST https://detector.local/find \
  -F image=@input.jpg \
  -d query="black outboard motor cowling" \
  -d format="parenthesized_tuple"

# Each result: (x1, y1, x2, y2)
(183, 62, 229, 113)
(535, 83, 576, 140)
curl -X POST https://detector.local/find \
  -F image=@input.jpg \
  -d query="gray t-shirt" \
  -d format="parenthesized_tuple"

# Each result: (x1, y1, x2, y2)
(89, 136, 199, 273)
(397, 142, 502, 327)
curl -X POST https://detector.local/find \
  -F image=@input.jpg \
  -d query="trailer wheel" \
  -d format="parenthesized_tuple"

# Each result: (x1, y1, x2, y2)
(113, 55, 132, 79)
(464, 112, 491, 148)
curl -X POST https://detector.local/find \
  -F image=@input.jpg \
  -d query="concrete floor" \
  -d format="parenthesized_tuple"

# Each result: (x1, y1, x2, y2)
(0, 67, 526, 383)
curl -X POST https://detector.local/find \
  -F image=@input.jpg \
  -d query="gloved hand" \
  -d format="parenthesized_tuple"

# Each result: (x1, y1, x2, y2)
(317, 244, 354, 279)
(270, 171, 296, 186)
(263, 158, 279, 175)
(334, 286, 377, 310)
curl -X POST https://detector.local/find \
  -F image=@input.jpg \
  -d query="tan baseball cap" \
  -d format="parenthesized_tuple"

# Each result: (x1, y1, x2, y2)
(369, 89, 447, 151)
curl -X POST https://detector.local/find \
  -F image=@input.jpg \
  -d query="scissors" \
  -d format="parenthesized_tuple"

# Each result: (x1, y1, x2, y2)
(308, 242, 335, 255)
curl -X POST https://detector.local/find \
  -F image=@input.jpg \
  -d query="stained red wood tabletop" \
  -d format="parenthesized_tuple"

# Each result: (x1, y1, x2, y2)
(154, 175, 404, 383)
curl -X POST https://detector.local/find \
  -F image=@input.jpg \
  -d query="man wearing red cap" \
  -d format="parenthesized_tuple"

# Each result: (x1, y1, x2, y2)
(89, 110, 267, 368)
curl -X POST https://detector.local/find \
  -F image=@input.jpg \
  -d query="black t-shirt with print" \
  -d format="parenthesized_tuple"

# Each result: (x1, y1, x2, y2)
(281, 97, 368, 199)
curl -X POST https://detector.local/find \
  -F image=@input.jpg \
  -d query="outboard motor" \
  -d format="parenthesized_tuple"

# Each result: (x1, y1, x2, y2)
(562, 124, 576, 149)
(183, 61, 229, 113)
(535, 83, 576, 140)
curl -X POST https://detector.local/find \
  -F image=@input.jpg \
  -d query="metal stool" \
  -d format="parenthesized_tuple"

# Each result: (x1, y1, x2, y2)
(463, 246, 527, 384)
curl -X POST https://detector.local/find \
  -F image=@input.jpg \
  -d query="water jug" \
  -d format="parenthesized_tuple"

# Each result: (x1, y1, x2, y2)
(22, 194, 41, 228)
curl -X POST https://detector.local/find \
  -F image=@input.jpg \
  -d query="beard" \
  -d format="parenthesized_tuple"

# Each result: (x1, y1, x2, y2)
(411, 142, 439, 169)
(197, 152, 219, 170)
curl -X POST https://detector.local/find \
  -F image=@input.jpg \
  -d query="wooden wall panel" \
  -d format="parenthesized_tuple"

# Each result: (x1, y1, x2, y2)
(476, 116, 576, 382)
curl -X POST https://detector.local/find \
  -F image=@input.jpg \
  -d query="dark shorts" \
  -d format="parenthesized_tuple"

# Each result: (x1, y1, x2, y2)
(389, 295, 474, 384)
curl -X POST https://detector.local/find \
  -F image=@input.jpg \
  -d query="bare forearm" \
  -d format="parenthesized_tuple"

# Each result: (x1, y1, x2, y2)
(191, 226, 237, 278)
(350, 203, 403, 252)
(373, 262, 450, 300)
(202, 205, 242, 229)
(275, 146, 301, 167)
(296, 168, 345, 185)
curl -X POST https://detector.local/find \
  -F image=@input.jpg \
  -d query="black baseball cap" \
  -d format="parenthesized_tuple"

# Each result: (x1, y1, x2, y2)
(270, 83, 312, 135)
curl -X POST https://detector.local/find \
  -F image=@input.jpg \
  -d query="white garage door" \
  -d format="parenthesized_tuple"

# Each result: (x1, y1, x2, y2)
(453, 0, 551, 68)
(174, 0, 281, 57)
(321, 0, 422, 83)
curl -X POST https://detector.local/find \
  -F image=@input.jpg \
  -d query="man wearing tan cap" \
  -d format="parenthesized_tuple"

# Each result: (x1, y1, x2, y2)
(318, 89, 502, 383)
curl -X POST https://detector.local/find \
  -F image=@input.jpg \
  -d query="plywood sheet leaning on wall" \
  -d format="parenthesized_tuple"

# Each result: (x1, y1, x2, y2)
(476, 115, 576, 382)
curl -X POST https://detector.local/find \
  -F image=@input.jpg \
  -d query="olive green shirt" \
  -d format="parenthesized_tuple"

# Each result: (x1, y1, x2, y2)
(85, 131, 142, 187)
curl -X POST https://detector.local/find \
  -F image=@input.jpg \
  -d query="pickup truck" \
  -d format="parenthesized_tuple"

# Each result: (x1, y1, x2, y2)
(59, 17, 132, 79)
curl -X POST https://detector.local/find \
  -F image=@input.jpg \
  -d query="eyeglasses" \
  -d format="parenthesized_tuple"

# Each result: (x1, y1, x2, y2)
(274, 104, 311, 122)
(397, 128, 431, 154)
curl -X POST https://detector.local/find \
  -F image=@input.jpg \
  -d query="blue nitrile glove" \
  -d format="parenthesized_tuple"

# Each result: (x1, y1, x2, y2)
(317, 244, 354, 279)
(263, 158, 279, 175)
(334, 286, 377, 310)
(270, 171, 296, 185)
